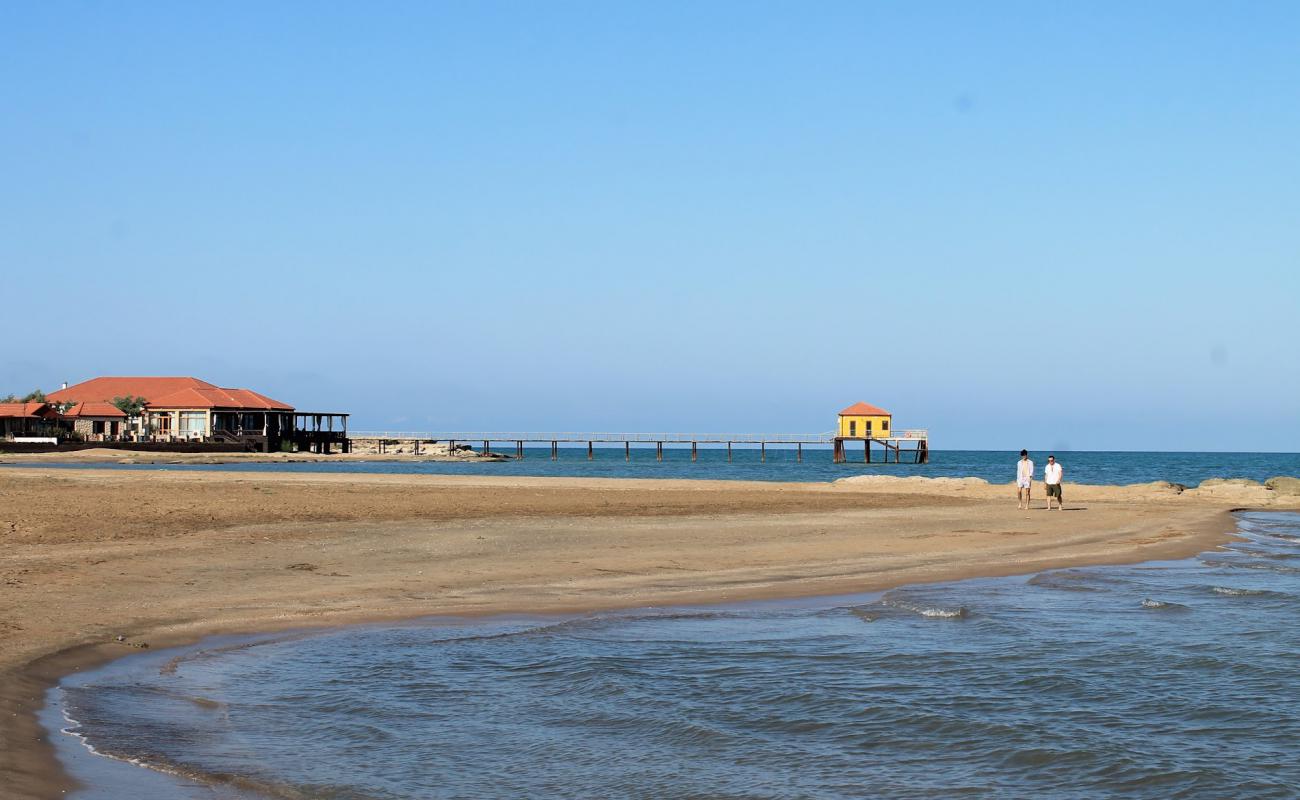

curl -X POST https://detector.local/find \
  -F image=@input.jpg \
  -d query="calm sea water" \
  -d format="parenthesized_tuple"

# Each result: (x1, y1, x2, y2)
(12, 449, 1300, 486)
(54, 512, 1300, 799)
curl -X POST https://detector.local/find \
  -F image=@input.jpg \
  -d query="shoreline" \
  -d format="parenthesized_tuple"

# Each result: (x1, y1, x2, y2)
(0, 446, 502, 466)
(3, 468, 1296, 799)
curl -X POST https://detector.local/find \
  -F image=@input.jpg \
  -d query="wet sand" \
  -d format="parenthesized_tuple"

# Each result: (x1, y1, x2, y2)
(2, 467, 1292, 799)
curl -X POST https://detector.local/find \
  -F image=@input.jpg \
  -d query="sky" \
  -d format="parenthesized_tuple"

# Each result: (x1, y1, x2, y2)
(2, 2, 1297, 450)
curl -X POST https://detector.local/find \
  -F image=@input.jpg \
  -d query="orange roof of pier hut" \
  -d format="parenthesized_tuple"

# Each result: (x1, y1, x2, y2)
(839, 402, 891, 417)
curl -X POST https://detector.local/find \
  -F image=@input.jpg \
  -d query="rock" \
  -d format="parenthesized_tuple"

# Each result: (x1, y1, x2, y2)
(1264, 476, 1300, 495)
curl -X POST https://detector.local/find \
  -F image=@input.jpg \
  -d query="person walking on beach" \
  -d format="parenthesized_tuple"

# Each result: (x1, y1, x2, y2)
(1044, 455, 1064, 511)
(1016, 449, 1034, 510)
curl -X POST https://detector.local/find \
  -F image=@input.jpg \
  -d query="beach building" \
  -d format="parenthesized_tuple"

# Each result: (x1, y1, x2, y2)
(837, 402, 891, 439)
(0, 402, 60, 440)
(45, 376, 349, 453)
(60, 401, 128, 441)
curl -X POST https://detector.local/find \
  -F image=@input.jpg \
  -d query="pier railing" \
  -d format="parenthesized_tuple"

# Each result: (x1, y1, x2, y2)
(348, 429, 929, 443)
(350, 431, 839, 444)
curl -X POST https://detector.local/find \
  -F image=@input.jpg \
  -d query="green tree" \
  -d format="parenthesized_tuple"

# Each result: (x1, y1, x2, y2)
(112, 395, 148, 416)
(1, 390, 47, 403)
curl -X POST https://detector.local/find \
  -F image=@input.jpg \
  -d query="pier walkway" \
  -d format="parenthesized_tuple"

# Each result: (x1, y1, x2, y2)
(348, 430, 930, 463)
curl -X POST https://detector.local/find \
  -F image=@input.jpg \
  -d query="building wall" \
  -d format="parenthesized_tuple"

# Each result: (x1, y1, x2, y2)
(72, 418, 122, 438)
(838, 414, 892, 438)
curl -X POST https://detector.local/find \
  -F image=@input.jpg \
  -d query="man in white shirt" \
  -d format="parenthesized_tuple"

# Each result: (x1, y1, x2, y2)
(1016, 449, 1034, 510)
(1044, 455, 1064, 511)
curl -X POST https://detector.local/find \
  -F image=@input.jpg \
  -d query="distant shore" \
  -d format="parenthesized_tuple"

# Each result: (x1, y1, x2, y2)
(0, 444, 505, 466)
(3, 468, 1298, 798)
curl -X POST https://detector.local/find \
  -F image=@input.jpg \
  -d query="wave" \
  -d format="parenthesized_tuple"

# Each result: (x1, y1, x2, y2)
(1140, 598, 1190, 611)
(1027, 570, 1117, 592)
(850, 590, 973, 621)
(917, 606, 970, 618)
(849, 603, 970, 621)
(1209, 586, 1287, 598)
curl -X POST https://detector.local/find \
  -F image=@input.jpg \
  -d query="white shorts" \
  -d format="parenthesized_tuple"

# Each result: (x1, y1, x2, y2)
(1017, 478, 1032, 489)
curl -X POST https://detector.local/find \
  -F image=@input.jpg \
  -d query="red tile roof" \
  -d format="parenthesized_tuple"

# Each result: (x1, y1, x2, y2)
(839, 401, 892, 417)
(0, 402, 54, 419)
(48, 377, 216, 404)
(47, 377, 293, 412)
(147, 387, 293, 411)
(61, 401, 127, 418)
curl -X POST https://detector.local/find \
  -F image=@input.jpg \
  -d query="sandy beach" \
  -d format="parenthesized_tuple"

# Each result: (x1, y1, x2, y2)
(3, 467, 1297, 799)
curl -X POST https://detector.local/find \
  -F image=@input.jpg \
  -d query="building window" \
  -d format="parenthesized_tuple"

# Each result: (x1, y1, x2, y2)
(865, 420, 873, 433)
(92, 420, 104, 434)
(179, 412, 206, 436)
(849, 421, 856, 436)
(882, 419, 889, 431)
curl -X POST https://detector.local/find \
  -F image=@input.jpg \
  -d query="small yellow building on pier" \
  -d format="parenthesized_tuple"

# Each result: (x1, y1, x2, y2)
(837, 401, 891, 439)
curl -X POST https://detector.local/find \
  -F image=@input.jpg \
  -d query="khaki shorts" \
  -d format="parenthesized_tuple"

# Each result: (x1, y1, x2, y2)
(1046, 483, 1062, 499)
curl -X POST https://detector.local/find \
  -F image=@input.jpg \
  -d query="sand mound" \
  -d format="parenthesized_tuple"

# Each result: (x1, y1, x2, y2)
(1198, 478, 1264, 488)
(834, 475, 990, 492)
(1265, 476, 1300, 496)
(1185, 478, 1276, 504)
(1063, 481, 1188, 502)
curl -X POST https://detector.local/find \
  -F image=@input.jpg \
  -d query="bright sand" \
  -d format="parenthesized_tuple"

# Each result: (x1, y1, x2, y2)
(3, 467, 1297, 799)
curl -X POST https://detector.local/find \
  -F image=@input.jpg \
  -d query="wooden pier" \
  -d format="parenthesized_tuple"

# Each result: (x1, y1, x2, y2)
(348, 430, 930, 464)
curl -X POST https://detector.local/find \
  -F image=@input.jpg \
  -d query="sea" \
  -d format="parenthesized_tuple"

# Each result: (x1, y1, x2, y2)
(12, 448, 1300, 486)
(47, 510, 1300, 800)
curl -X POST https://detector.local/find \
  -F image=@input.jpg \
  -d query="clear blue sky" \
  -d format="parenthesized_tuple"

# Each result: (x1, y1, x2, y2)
(2, 2, 1297, 450)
